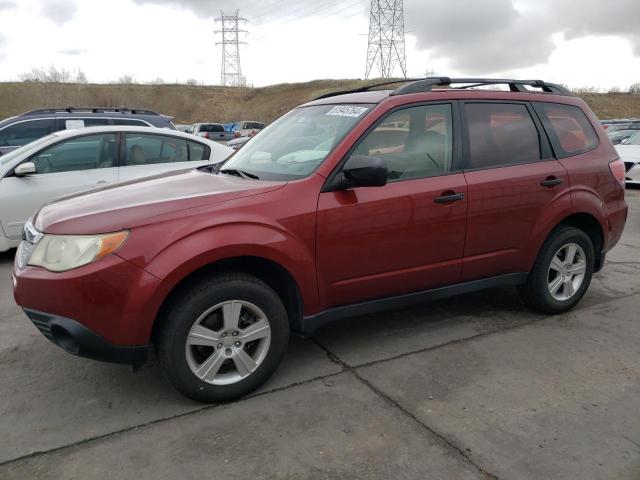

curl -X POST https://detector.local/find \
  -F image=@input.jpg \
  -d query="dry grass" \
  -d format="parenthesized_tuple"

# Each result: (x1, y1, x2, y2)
(0, 80, 639, 123)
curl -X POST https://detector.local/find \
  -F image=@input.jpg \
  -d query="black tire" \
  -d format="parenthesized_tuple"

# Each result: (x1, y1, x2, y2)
(156, 272, 289, 403)
(518, 226, 595, 314)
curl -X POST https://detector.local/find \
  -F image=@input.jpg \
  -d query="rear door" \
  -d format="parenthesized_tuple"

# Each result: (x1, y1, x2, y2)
(0, 133, 118, 238)
(118, 132, 211, 182)
(460, 101, 570, 281)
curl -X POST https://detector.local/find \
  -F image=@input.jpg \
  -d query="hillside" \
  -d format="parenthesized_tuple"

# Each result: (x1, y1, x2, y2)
(0, 80, 639, 124)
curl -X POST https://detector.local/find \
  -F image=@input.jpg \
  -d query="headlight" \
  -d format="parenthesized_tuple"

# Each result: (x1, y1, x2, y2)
(28, 231, 129, 272)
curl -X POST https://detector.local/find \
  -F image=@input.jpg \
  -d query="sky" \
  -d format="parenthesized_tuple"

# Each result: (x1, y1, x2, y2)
(0, 0, 639, 90)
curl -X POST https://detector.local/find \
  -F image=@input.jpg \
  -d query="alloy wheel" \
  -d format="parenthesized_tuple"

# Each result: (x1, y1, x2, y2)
(185, 300, 271, 385)
(547, 242, 587, 301)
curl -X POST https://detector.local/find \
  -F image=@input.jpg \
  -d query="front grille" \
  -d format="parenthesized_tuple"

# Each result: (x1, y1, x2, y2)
(26, 311, 53, 340)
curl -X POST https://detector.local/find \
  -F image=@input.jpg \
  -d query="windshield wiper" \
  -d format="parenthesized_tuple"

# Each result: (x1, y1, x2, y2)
(219, 168, 259, 180)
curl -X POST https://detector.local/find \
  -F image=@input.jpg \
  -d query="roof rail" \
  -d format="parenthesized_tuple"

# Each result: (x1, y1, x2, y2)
(21, 107, 161, 116)
(314, 78, 424, 100)
(390, 77, 573, 96)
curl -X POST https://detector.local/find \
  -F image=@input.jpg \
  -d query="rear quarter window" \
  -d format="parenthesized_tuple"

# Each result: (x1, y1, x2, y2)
(533, 103, 599, 158)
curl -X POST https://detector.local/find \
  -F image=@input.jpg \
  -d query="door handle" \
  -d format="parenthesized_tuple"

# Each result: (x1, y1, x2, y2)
(434, 192, 464, 204)
(540, 177, 563, 188)
(95, 180, 108, 185)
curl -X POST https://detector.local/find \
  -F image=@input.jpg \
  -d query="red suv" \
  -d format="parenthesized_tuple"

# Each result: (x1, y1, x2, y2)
(12, 78, 628, 402)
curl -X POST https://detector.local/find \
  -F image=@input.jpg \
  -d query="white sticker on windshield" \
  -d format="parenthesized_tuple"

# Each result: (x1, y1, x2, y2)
(326, 106, 369, 118)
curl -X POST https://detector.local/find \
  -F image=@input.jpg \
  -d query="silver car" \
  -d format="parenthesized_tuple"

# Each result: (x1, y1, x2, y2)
(0, 126, 232, 252)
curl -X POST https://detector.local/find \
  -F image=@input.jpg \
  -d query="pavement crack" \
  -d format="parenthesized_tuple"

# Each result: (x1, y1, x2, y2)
(0, 371, 339, 468)
(310, 337, 499, 480)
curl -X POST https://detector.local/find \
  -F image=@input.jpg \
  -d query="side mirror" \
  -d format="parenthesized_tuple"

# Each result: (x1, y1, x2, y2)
(340, 155, 388, 189)
(15, 162, 36, 177)
(621, 138, 628, 145)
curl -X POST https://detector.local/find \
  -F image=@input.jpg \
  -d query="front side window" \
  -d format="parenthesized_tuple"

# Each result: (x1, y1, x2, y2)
(0, 119, 56, 148)
(350, 103, 453, 181)
(222, 104, 374, 181)
(29, 133, 117, 174)
(465, 103, 541, 169)
(124, 133, 192, 165)
(534, 103, 599, 157)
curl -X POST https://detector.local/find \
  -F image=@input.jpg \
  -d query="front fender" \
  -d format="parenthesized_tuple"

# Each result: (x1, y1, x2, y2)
(119, 221, 318, 342)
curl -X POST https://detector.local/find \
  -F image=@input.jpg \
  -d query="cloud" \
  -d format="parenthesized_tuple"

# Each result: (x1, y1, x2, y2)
(404, 0, 640, 74)
(59, 48, 87, 56)
(0, 0, 16, 10)
(551, 0, 640, 56)
(41, 0, 77, 24)
(0, 33, 6, 60)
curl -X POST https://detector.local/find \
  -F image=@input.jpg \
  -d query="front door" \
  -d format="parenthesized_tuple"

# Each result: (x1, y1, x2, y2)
(0, 133, 118, 238)
(316, 103, 468, 309)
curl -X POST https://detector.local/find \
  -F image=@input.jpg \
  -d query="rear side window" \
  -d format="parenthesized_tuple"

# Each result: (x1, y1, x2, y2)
(533, 103, 598, 158)
(199, 124, 224, 133)
(464, 103, 541, 170)
(124, 134, 205, 165)
(188, 141, 208, 161)
(113, 119, 149, 126)
(0, 119, 56, 147)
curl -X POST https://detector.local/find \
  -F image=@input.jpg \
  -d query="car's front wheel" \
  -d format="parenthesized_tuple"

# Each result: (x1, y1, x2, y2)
(518, 226, 595, 314)
(157, 272, 289, 402)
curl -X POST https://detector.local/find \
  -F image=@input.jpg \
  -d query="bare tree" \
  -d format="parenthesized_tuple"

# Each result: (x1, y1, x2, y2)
(18, 65, 88, 83)
(118, 75, 135, 84)
(630, 82, 640, 95)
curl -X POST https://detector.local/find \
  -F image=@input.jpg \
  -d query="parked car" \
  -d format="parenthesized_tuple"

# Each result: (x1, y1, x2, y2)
(13, 77, 627, 403)
(233, 120, 265, 138)
(0, 126, 232, 252)
(227, 135, 252, 150)
(607, 129, 638, 145)
(192, 123, 235, 142)
(175, 124, 193, 134)
(601, 118, 640, 130)
(605, 122, 640, 133)
(615, 131, 640, 185)
(0, 107, 175, 156)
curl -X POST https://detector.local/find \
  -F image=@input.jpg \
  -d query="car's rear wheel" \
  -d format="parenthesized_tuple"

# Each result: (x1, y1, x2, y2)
(518, 226, 594, 314)
(157, 272, 289, 402)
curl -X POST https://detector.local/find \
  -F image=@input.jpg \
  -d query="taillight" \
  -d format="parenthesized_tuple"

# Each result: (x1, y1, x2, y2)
(609, 158, 625, 187)
(603, 125, 610, 130)
(203, 132, 209, 139)
(234, 131, 241, 138)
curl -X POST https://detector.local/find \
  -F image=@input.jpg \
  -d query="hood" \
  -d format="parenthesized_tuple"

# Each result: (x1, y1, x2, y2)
(615, 144, 640, 160)
(34, 168, 285, 234)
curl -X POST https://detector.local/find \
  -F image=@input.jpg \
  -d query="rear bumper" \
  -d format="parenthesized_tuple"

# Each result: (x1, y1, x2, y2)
(24, 308, 148, 365)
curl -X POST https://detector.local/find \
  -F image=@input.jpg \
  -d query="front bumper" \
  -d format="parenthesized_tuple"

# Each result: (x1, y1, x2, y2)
(25, 309, 148, 365)
(13, 247, 163, 348)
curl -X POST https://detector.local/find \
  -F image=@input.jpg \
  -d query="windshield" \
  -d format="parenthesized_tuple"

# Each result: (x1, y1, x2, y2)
(625, 131, 640, 145)
(0, 134, 55, 165)
(221, 104, 374, 181)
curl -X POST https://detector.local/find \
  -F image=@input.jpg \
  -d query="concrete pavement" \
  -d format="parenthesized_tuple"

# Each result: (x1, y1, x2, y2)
(0, 189, 638, 479)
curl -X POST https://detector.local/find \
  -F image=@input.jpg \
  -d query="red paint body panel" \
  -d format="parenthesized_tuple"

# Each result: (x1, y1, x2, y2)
(462, 160, 571, 280)
(317, 174, 467, 307)
(12, 88, 628, 349)
(13, 255, 160, 345)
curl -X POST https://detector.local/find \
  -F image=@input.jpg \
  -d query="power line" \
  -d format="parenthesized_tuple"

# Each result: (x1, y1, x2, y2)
(215, 10, 248, 86)
(365, 0, 407, 79)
